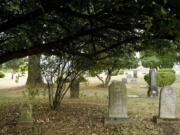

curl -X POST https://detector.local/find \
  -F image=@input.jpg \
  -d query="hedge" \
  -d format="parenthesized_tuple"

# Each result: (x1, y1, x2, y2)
(158, 68, 175, 73)
(144, 69, 176, 87)
(0, 71, 5, 78)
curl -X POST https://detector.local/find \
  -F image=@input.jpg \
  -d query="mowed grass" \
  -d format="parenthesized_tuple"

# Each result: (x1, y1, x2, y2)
(0, 74, 180, 115)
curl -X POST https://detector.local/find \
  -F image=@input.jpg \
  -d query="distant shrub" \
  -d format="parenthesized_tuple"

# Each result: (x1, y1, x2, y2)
(144, 69, 176, 87)
(111, 69, 124, 76)
(0, 71, 5, 78)
(118, 70, 124, 75)
(157, 72, 176, 87)
(158, 68, 175, 73)
(144, 74, 150, 85)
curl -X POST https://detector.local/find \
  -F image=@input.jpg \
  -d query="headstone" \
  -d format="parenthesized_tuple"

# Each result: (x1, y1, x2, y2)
(126, 74, 132, 79)
(70, 80, 80, 98)
(126, 74, 133, 83)
(19, 103, 33, 124)
(122, 78, 127, 84)
(131, 78, 138, 84)
(105, 81, 128, 125)
(149, 69, 158, 96)
(153, 86, 180, 123)
(159, 86, 176, 119)
(133, 70, 138, 78)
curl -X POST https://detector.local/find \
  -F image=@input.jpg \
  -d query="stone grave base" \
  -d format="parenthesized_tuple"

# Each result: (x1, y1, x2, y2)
(104, 117, 128, 125)
(153, 116, 180, 124)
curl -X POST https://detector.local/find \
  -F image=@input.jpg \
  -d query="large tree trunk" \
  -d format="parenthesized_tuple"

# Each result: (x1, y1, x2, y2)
(26, 55, 43, 86)
(70, 79, 80, 98)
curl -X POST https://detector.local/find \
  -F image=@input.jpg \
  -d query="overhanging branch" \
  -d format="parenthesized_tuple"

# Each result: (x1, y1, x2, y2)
(0, 8, 43, 33)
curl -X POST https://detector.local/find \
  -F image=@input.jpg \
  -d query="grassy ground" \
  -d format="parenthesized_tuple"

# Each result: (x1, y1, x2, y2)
(0, 75, 180, 135)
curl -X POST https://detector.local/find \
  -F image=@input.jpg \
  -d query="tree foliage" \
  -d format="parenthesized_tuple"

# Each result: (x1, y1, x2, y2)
(141, 41, 177, 69)
(0, 71, 5, 78)
(89, 52, 138, 86)
(41, 54, 87, 109)
(0, 0, 179, 63)
(2, 58, 27, 71)
(144, 68, 176, 87)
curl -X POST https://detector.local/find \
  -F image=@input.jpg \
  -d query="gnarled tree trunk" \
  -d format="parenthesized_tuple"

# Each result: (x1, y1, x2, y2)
(26, 55, 43, 86)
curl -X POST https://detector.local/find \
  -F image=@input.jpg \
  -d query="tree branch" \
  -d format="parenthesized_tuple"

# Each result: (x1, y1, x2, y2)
(0, 8, 44, 33)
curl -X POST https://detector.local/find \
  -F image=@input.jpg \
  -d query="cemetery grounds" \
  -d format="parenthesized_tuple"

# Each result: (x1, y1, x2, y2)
(0, 73, 179, 135)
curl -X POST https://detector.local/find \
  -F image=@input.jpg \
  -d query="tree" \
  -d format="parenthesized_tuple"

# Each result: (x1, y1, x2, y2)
(140, 41, 177, 96)
(89, 52, 138, 87)
(144, 69, 176, 87)
(141, 41, 177, 69)
(3, 58, 26, 72)
(41, 54, 87, 109)
(0, 0, 179, 64)
(3, 58, 27, 79)
(26, 55, 43, 86)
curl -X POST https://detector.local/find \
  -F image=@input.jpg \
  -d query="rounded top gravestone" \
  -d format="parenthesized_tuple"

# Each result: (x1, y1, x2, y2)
(108, 80, 128, 118)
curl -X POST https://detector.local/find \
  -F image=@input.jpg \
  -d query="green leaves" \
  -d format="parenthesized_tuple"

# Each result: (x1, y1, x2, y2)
(0, 0, 180, 65)
(157, 72, 176, 87)
(0, 71, 5, 78)
(144, 16, 153, 31)
(144, 68, 176, 87)
(88, 52, 138, 86)
(141, 40, 177, 69)
(141, 55, 161, 68)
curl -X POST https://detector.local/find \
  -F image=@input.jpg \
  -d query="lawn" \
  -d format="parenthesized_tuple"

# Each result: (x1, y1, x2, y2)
(0, 74, 179, 135)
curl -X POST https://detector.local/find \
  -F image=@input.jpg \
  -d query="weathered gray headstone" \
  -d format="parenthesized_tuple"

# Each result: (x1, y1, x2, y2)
(153, 86, 180, 123)
(105, 81, 128, 125)
(126, 74, 133, 83)
(19, 103, 33, 124)
(131, 78, 138, 84)
(150, 69, 157, 90)
(133, 70, 138, 78)
(148, 69, 158, 96)
(70, 79, 80, 98)
(159, 86, 176, 119)
(127, 74, 132, 79)
(122, 78, 127, 84)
